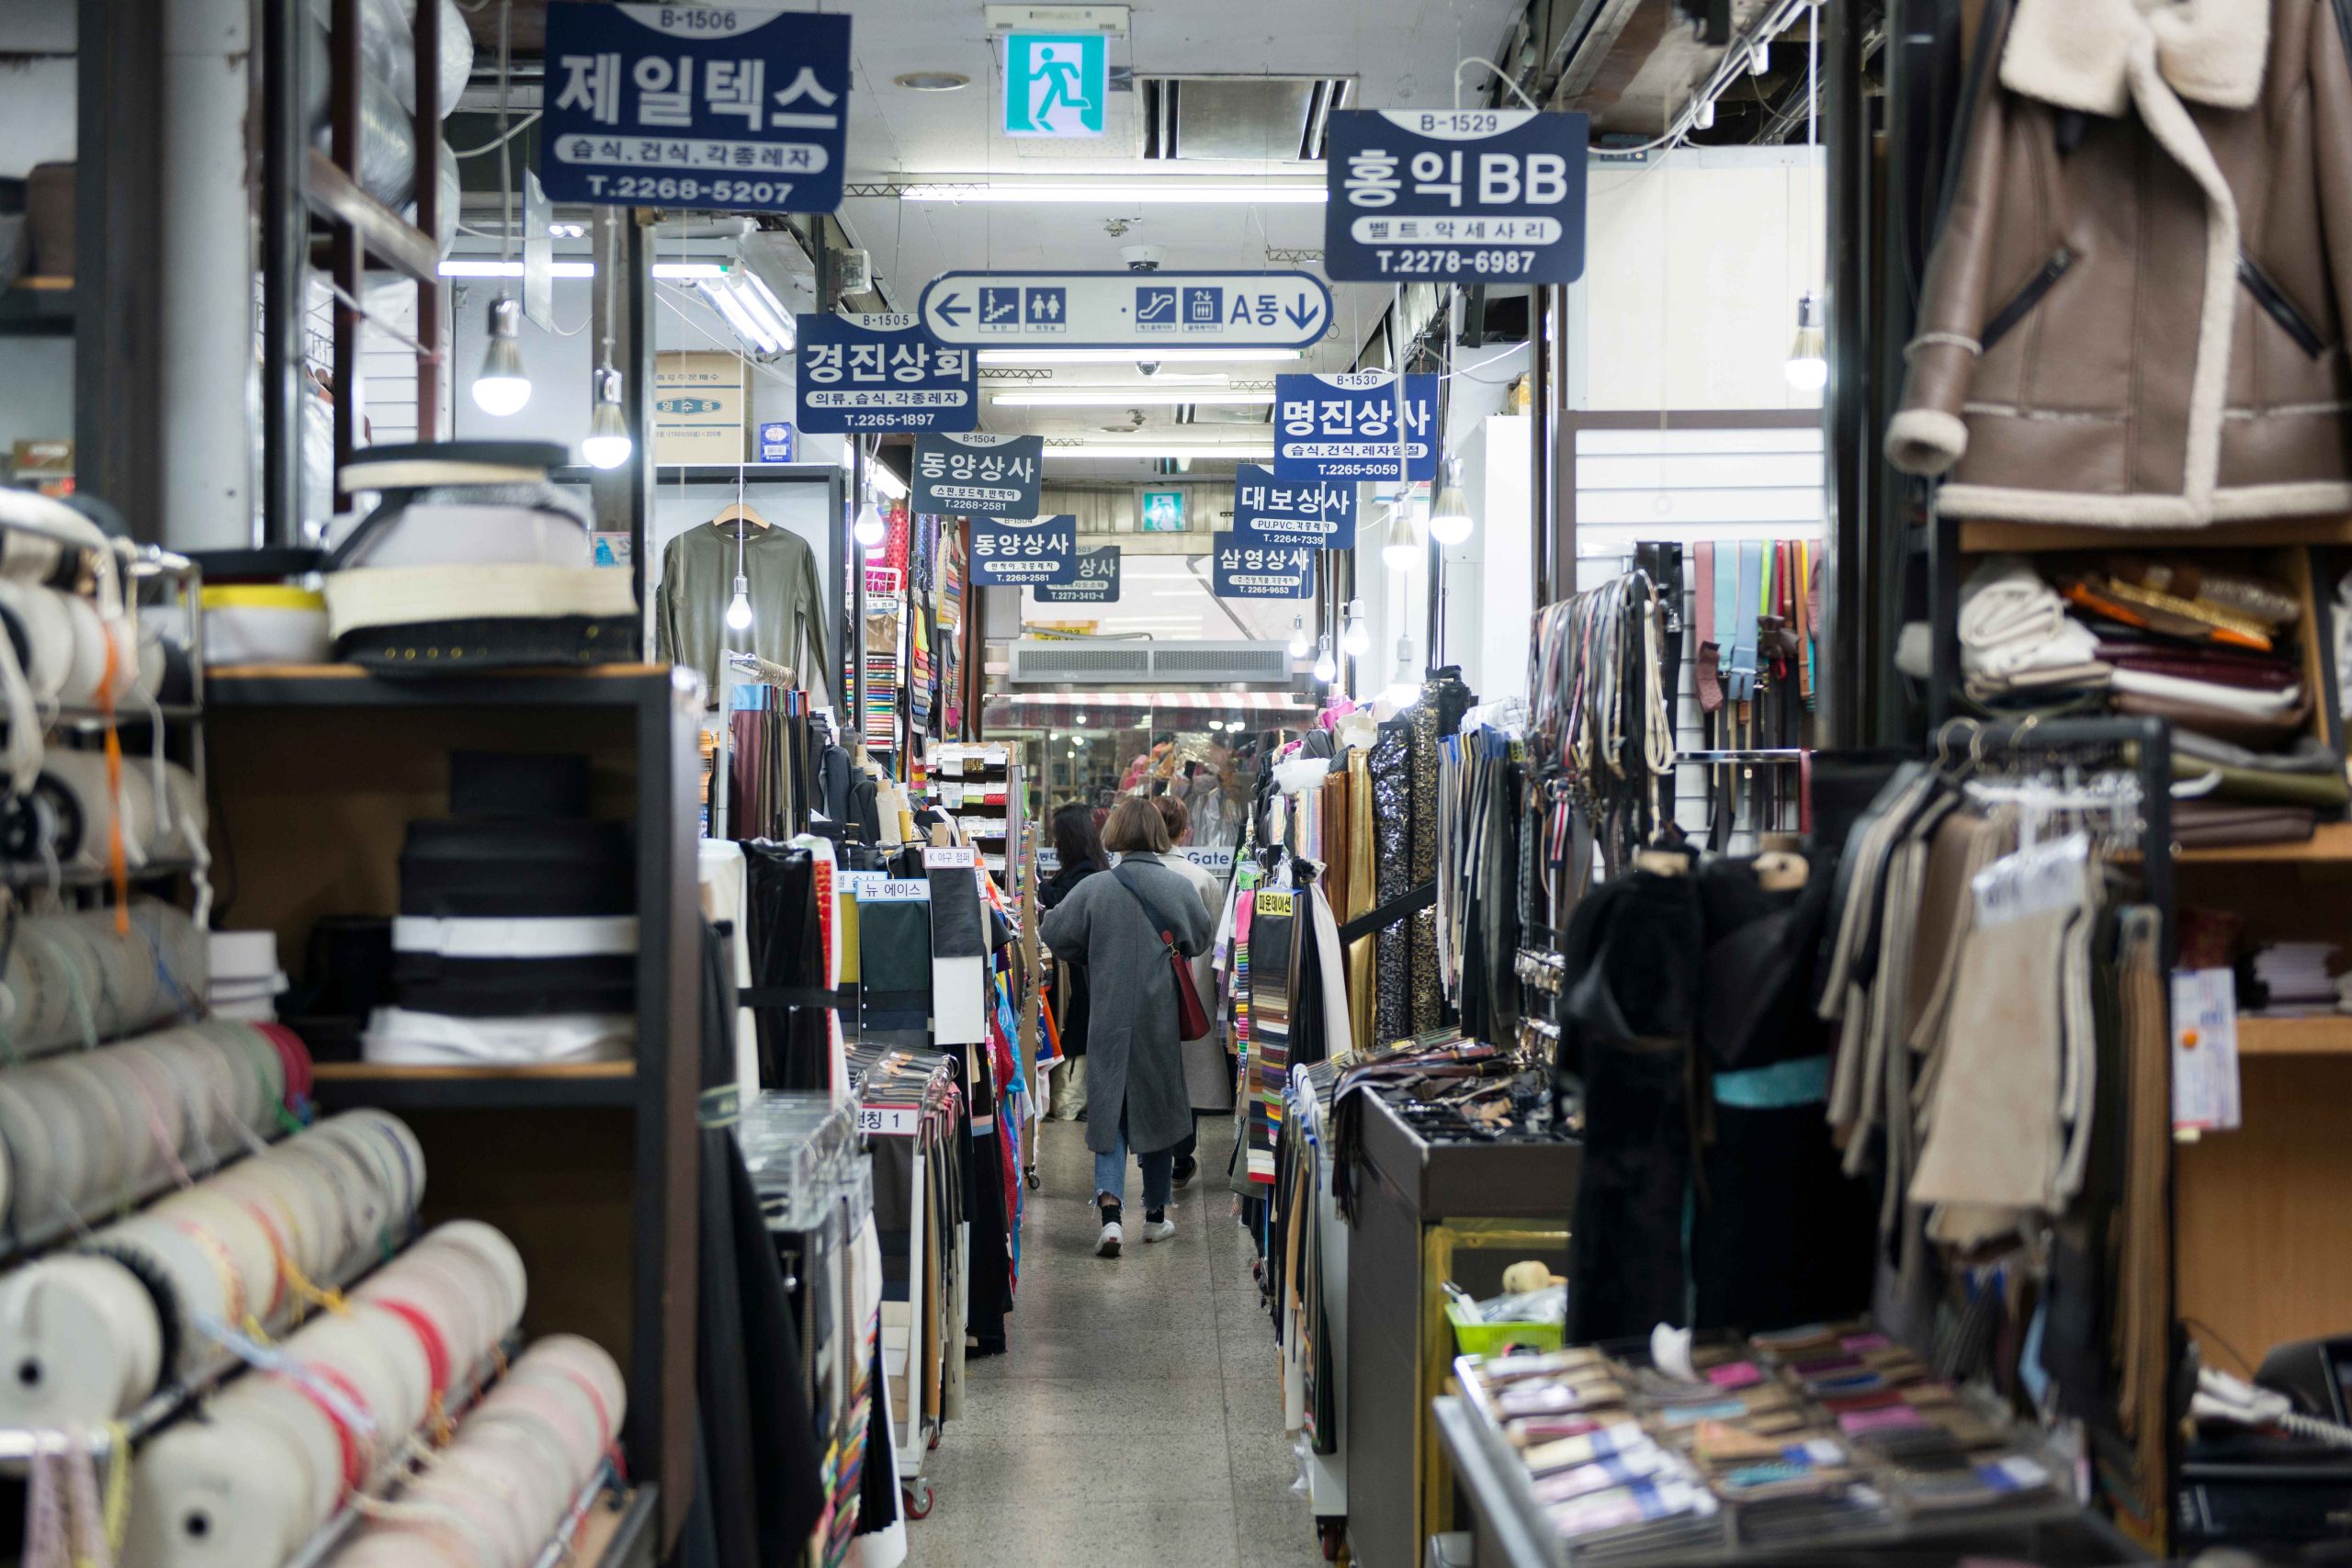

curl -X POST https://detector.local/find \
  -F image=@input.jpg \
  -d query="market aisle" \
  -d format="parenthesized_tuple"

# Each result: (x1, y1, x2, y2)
(904, 1116, 1329, 1568)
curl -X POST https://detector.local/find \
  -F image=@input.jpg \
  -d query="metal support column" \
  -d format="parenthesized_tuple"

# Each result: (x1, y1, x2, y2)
(411, 0, 443, 443)
(330, 0, 364, 484)
(851, 434, 870, 765)
(74, 0, 165, 540)
(261, 0, 308, 547)
(1529, 285, 1555, 608)
(589, 209, 654, 621)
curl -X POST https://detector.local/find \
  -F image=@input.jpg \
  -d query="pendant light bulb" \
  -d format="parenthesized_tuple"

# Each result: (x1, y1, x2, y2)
(854, 501, 888, 549)
(1341, 600, 1372, 659)
(724, 572, 754, 632)
(1287, 615, 1312, 658)
(1381, 503, 1425, 569)
(1072, 710, 1088, 726)
(470, 296, 533, 417)
(1428, 457, 1474, 547)
(1312, 636, 1337, 685)
(1383, 637, 1420, 707)
(581, 366, 633, 469)
(1785, 290, 1828, 390)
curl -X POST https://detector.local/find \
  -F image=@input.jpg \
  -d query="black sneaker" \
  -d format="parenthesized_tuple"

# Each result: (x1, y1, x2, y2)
(1171, 1157, 1197, 1190)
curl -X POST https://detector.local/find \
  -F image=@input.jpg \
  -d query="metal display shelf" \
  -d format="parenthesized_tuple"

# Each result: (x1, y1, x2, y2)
(311, 1060, 639, 1111)
(206, 662, 692, 710)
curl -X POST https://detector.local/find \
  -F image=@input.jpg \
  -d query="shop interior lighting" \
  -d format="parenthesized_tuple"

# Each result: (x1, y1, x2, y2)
(582, 369, 632, 471)
(469, 296, 532, 417)
(898, 179, 1325, 205)
(1383, 637, 1420, 706)
(854, 499, 888, 549)
(1341, 599, 1372, 658)
(438, 259, 729, 280)
(1381, 502, 1425, 568)
(1072, 710, 1089, 725)
(994, 374, 1230, 389)
(1428, 457, 1474, 546)
(979, 348, 1300, 367)
(700, 271, 795, 356)
(724, 572, 754, 632)
(894, 70, 972, 91)
(868, 461, 910, 501)
(1286, 616, 1312, 658)
(1312, 636, 1337, 685)
(1785, 291, 1827, 390)
(991, 389, 1275, 407)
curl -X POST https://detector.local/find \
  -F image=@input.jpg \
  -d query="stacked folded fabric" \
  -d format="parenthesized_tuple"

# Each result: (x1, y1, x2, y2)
(2250, 941, 2340, 1013)
(1956, 557, 2109, 701)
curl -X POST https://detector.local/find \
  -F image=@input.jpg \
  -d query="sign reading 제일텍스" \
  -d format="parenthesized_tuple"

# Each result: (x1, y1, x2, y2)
(910, 433, 1044, 517)
(1323, 108, 1590, 285)
(538, 4, 853, 212)
(1271, 372, 1438, 483)
(795, 313, 976, 434)
(1232, 464, 1357, 550)
(971, 515, 1080, 587)
(1035, 547, 1122, 604)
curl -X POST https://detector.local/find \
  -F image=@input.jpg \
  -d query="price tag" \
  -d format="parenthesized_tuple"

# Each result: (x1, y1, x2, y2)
(856, 1104, 922, 1136)
(924, 845, 978, 870)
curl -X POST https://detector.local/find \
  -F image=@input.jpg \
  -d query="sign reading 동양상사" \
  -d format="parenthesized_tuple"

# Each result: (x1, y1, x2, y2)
(1231, 463, 1357, 550)
(1272, 372, 1438, 483)
(971, 515, 1080, 587)
(1035, 546, 1121, 604)
(910, 433, 1044, 517)
(537, 4, 852, 212)
(1212, 542, 1315, 600)
(795, 313, 976, 434)
(1323, 108, 1589, 285)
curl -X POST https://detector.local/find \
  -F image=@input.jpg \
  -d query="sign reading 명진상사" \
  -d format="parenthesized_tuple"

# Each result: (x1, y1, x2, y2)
(1323, 108, 1590, 285)
(1212, 542, 1315, 600)
(537, 4, 852, 212)
(1139, 490, 1187, 533)
(1035, 547, 1121, 604)
(910, 433, 1045, 517)
(919, 271, 1330, 351)
(1003, 31, 1106, 137)
(1232, 464, 1357, 550)
(1272, 372, 1438, 483)
(971, 515, 1080, 587)
(795, 313, 976, 434)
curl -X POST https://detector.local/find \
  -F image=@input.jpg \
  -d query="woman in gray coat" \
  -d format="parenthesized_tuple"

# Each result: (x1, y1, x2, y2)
(1038, 795, 1213, 1258)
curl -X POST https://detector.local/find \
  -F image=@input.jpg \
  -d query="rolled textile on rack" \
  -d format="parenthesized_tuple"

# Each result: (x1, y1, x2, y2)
(0, 898, 208, 1057)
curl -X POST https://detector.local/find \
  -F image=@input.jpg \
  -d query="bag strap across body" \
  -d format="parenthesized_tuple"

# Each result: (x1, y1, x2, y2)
(1109, 863, 1184, 952)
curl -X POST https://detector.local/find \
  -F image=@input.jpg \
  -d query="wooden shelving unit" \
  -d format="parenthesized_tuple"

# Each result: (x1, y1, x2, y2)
(2235, 1014, 2352, 1056)
(2172, 821, 2352, 864)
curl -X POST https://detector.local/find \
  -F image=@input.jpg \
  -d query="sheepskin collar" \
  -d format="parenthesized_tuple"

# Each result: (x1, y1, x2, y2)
(2000, 0, 2270, 117)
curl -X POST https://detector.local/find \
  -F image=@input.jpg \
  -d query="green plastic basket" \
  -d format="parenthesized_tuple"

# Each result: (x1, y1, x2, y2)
(1445, 1301, 1564, 1356)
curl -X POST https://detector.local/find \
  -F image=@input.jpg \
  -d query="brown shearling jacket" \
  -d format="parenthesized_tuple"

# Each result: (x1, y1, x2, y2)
(1887, 0, 2352, 529)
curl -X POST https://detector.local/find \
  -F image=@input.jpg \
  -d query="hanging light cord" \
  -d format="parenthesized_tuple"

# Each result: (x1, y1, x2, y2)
(496, 1, 514, 288)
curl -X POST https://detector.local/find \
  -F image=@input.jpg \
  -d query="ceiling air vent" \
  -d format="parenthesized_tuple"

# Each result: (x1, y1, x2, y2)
(1008, 639, 1295, 687)
(1140, 75, 1352, 163)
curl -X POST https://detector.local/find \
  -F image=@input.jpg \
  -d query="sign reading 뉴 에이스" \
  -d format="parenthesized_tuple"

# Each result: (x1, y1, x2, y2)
(970, 514, 1080, 587)
(1272, 371, 1438, 483)
(1322, 108, 1590, 285)
(910, 433, 1045, 517)
(537, 3, 853, 211)
(1232, 463, 1357, 550)
(795, 312, 976, 434)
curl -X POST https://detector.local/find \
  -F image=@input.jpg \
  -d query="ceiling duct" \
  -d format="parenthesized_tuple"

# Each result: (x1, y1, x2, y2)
(1008, 639, 1295, 687)
(1140, 75, 1352, 163)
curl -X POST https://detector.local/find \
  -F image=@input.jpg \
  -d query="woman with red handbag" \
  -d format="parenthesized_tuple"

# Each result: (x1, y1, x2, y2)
(1038, 796, 1214, 1258)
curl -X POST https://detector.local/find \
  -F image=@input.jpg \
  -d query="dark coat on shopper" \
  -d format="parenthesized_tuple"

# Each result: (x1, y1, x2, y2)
(1039, 857, 1101, 1056)
(1038, 852, 1211, 1157)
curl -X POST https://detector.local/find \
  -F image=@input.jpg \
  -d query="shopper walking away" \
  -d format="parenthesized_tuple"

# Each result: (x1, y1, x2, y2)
(1039, 803, 1104, 1122)
(1038, 796, 1212, 1257)
(1154, 794, 1229, 1190)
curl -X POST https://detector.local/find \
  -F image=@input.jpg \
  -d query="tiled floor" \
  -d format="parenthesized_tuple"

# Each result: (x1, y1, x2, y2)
(902, 1116, 1332, 1568)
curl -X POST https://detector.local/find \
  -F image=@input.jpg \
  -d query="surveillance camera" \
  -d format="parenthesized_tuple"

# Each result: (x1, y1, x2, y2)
(1122, 244, 1165, 272)
(1136, 361, 1161, 377)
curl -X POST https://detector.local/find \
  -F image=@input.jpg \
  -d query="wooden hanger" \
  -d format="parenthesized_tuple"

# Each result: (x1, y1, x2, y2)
(713, 502, 771, 529)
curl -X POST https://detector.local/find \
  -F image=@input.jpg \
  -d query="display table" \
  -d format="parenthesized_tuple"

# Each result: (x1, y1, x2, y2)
(1430, 1397, 2152, 1568)
(1343, 1090, 1580, 1568)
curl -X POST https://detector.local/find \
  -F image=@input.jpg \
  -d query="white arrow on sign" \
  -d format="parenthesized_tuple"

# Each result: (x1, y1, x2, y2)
(918, 270, 1332, 350)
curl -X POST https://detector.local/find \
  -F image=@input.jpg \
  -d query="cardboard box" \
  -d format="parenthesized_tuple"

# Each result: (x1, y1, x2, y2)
(652, 351, 747, 464)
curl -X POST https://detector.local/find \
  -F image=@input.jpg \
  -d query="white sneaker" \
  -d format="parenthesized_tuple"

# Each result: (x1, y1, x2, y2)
(1142, 1214, 1175, 1244)
(1095, 1220, 1124, 1258)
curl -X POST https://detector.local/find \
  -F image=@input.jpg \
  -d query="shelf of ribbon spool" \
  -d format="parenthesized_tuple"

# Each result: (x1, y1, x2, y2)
(309, 1059, 639, 1111)
(0, 856, 205, 890)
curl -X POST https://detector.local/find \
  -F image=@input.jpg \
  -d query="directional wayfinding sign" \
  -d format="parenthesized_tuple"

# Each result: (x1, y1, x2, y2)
(1035, 546, 1121, 604)
(1233, 464, 1357, 550)
(538, 4, 852, 212)
(1324, 109, 1590, 285)
(796, 313, 976, 434)
(911, 433, 1044, 516)
(971, 515, 1080, 587)
(1004, 32, 1106, 136)
(1272, 372, 1438, 483)
(1139, 490, 1186, 533)
(1213, 541, 1315, 600)
(920, 271, 1332, 351)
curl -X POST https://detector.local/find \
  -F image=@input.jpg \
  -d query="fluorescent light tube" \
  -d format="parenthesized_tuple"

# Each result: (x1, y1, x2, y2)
(437, 260, 729, 280)
(899, 180, 1325, 205)
(987, 373, 1231, 388)
(1046, 443, 1275, 460)
(993, 389, 1274, 407)
(979, 348, 1300, 366)
(702, 277, 780, 354)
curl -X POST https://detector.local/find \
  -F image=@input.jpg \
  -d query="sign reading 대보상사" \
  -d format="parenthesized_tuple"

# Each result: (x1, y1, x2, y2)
(1035, 547, 1121, 604)
(1212, 542, 1315, 600)
(1139, 491, 1186, 533)
(919, 271, 1330, 351)
(1323, 108, 1590, 285)
(537, 4, 852, 212)
(910, 433, 1044, 517)
(1272, 371, 1438, 483)
(795, 313, 976, 434)
(971, 515, 1080, 587)
(1003, 32, 1106, 137)
(1232, 464, 1357, 550)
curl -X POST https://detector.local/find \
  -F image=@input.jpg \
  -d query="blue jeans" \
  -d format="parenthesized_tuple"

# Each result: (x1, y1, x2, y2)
(1093, 1113, 1173, 1213)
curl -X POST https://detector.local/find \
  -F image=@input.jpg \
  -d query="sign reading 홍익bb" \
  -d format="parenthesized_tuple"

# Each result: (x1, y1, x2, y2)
(1035, 546, 1121, 604)
(971, 515, 1080, 587)
(1323, 108, 1589, 285)
(1232, 463, 1356, 550)
(795, 313, 976, 434)
(1272, 372, 1438, 483)
(537, 4, 852, 212)
(910, 433, 1044, 517)
(1212, 541, 1315, 600)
